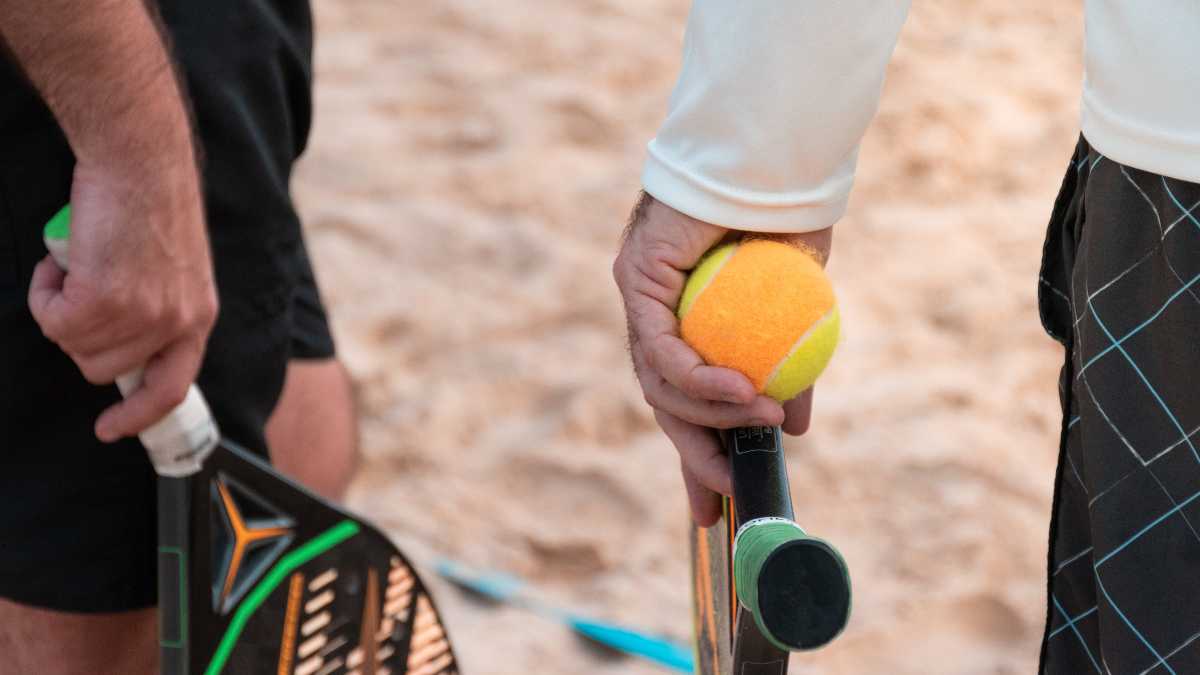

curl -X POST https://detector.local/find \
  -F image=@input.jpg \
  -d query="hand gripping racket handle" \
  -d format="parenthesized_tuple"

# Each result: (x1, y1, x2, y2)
(726, 425, 852, 651)
(44, 205, 219, 477)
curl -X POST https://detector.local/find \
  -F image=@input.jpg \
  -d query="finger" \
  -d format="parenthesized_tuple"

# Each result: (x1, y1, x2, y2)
(681, 463, 723, 527)
(622, 276, 755, 405)
(656, 410, 732, 496)
(68, 334, 166, 385)
(782, 388, 815, 436)
(620, 266, 755, 405)
(638, 349, 783, 428)
(94, 338, 202, 442)
(27, 257, 128, 353)
(26, 256, 72, 340)
(54, 311, 161, 357)
(648, 376, 783, 429)
(644, 332, 756, 404)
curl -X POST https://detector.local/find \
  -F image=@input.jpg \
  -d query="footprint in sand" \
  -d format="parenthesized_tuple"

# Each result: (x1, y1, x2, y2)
(494, 456, 645, 579)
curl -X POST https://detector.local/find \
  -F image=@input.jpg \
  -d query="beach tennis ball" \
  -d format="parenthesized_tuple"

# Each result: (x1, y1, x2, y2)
(677, 239, 839, 402)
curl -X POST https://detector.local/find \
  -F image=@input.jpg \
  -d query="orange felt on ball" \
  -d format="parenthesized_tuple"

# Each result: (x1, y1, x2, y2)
(677, 239, 838, 400)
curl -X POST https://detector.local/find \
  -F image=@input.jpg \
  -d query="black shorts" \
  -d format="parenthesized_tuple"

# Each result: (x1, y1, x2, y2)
(1038, 137, 1200, 672)
(0, 0, 333, 612)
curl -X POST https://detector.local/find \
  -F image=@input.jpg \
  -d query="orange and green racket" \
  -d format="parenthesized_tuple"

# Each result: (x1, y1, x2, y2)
(45, 206, 458, 675)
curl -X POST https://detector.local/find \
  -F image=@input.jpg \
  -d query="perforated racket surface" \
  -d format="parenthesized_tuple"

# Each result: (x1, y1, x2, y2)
(160, 442, 458, 675)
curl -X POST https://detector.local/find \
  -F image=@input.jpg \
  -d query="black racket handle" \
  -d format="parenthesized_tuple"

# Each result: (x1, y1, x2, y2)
(724, 426, 851, 652)
(158, 477, 192, 675)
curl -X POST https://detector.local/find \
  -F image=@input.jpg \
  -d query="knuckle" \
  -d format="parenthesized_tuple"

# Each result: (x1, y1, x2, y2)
(642, 239, 687, 270)
(640, 343, 658, 372)
(155, 308, 180, 334)
(78, 361, 111, 385)
(611, 253, 630, 290)
(180, 291, 219, 334)
(167, 306, 190, 333)
(200, 291, 219, 325)
(35, 314, 66, 342)
(641, 388, 660, 410)
(678, 376, 703, 400)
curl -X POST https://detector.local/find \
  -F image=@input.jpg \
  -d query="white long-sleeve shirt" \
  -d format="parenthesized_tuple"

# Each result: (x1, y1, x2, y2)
(644, 2, 1200, 233)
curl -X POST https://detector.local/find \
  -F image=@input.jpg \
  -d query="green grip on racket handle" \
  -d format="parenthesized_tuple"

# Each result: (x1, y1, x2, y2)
(733, 517, 852, 651)
(44, 205, 219, 477)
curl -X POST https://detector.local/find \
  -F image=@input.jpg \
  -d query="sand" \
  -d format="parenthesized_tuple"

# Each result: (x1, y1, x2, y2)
(292, 1, 1083, 672)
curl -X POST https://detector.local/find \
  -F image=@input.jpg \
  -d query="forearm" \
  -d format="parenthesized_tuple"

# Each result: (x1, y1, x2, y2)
(644, 1, 910, 233)
(0, 0, 196, 172)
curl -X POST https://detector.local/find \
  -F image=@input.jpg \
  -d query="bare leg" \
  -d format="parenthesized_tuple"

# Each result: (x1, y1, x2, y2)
(266, 358, 359, 501)
(0, 600, 156, 675)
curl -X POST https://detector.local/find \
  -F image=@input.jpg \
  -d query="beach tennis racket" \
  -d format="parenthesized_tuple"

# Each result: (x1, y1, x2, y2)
(45, 206, 458, 675)
(691, 425, 851, 675)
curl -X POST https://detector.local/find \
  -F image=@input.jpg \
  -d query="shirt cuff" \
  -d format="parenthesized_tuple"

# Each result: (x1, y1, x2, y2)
(641, 144, 851, 234)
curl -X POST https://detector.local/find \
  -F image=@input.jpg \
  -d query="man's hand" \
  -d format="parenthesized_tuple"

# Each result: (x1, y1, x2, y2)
(28, 162, 216, 443)
(2, 0, 218, 442)
(613, 193, 831, 526)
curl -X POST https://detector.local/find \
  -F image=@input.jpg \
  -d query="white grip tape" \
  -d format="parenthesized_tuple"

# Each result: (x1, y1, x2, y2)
(46, 233, 219, 477)
(136, 383, 219, 477)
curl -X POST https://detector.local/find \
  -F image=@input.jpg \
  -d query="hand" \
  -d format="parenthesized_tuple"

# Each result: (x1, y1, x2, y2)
(28, 158, 217, 443)
(612, 193, 831, 526)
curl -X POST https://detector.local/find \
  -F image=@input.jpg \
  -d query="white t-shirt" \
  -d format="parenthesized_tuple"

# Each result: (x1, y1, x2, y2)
(643, 2, 1200, 233)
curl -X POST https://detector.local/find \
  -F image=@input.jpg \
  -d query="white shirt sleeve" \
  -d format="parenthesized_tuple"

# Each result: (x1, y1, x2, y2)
(642, 2, 911, 233)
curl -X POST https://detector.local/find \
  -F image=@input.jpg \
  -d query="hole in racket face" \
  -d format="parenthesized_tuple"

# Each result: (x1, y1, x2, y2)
(757, 539, 850, 650)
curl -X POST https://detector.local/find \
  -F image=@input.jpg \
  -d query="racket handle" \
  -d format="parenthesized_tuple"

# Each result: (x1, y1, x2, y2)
(45, 206, 218, 477)
(726, 426, 852, 651)
(733, 517, 851, 651)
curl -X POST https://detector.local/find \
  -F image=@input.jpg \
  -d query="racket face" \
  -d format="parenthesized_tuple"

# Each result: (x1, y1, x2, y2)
(690, 501, 734, 675)
(160, 442, 457, 675)
(692, 501, 793, 675)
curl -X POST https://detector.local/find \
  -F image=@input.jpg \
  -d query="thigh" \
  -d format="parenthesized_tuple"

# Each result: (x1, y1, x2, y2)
(0, 600, 156, 675)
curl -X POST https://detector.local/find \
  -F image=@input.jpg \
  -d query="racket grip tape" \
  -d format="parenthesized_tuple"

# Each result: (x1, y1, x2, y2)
(733, 518, 852, 651)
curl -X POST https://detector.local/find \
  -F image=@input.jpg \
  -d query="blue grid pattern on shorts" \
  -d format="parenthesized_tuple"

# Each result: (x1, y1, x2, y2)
(1038, 138, 1200, 674)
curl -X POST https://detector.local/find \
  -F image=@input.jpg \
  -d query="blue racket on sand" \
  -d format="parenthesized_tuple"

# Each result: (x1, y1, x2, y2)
(436, 558, 693, 672)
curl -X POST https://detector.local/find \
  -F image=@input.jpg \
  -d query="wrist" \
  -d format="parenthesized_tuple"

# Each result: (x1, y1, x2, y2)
(72, 145, 203, 229)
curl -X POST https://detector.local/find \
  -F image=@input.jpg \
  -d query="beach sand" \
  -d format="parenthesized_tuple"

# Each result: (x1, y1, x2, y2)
(293, 1, 1083, 672)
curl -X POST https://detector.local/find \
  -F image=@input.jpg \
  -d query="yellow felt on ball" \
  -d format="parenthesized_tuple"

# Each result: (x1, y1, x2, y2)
(677, 239, 839, 402)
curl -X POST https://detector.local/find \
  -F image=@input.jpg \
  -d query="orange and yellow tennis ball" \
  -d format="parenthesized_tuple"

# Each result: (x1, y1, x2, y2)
(677, 239, 839, 402)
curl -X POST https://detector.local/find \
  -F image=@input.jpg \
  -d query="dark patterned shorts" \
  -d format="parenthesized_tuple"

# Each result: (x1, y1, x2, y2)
(1039, 136, 1200, 673)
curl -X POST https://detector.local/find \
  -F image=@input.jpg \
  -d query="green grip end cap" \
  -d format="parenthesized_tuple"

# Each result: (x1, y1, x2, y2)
(733, 520, 852, 651)
(45, 204, 71, 241)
